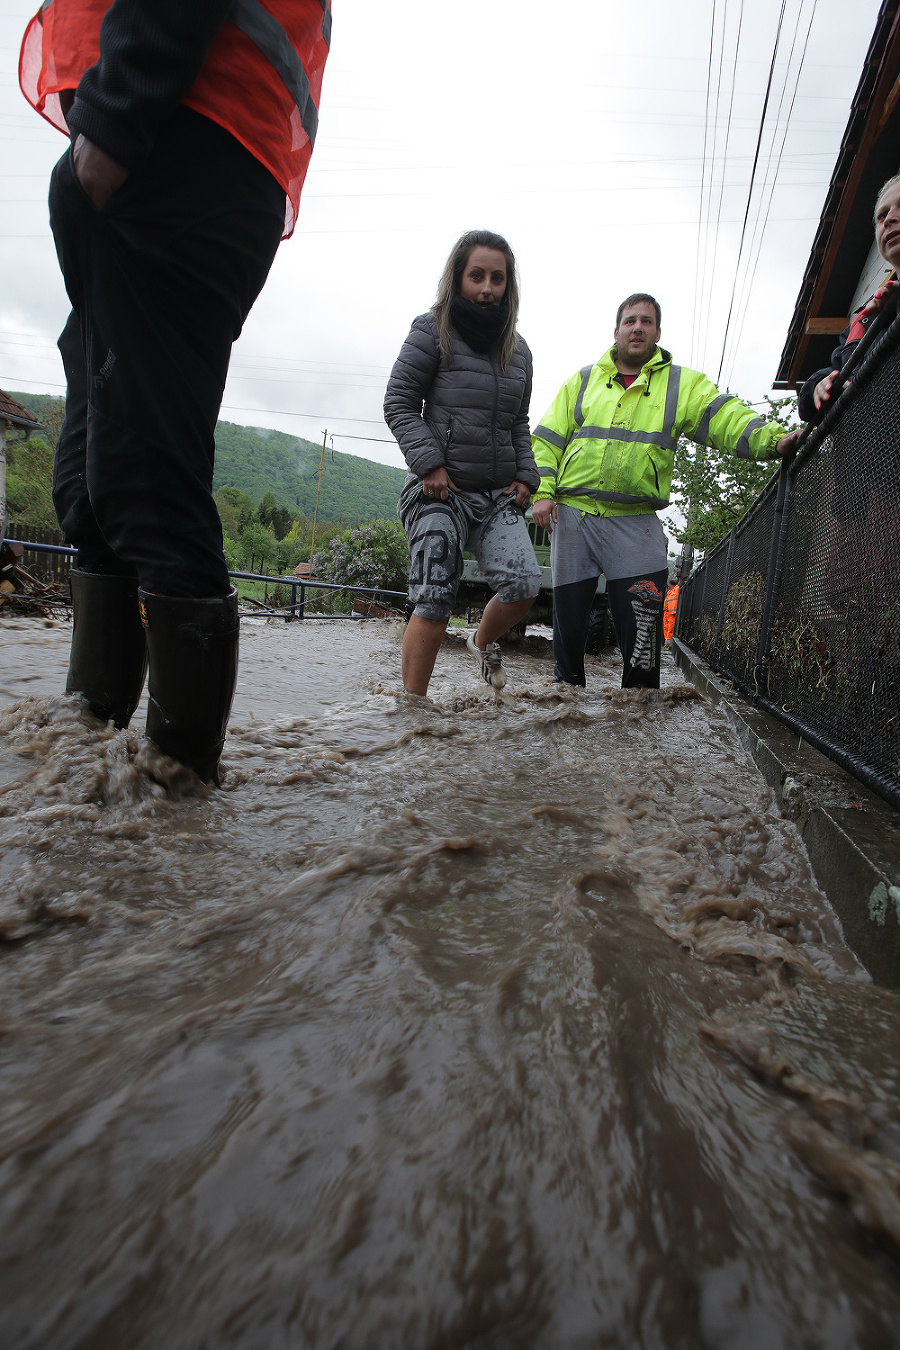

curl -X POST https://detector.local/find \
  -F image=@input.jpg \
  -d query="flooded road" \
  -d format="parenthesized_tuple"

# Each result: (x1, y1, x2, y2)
(2, 615, 900, 1349)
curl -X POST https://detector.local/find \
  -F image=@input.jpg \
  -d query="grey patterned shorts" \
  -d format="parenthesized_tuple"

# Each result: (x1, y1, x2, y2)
(399, 475, 542, 622)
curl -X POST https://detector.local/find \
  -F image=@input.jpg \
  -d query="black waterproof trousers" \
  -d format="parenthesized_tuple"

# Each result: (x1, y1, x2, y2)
(49, 108, 285, 598)
(553, 568, 669, 689)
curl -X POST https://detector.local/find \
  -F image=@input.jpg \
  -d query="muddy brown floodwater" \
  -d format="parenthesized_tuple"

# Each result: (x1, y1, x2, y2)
(2, 614, 900, 1350)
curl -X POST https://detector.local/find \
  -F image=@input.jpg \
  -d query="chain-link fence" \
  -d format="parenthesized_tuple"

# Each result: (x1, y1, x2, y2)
(676, 304, 900, 810)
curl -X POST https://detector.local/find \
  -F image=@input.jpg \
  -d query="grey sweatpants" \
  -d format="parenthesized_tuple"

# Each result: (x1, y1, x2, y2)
(550, 505, 669, 688)
(399, 476, 542, 622)
(550, 506, 668, 587)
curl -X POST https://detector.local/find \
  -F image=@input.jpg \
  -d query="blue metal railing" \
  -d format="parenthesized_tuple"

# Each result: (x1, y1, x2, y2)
(5, 540, 408, 619)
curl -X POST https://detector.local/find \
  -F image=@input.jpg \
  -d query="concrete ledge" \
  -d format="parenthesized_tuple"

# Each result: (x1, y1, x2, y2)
(673, 639, 900, 988)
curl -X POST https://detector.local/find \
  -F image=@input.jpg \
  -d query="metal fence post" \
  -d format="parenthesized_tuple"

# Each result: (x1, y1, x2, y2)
(712, 526, 737, 664)
(696, 563, 710, 657)
(754, 455, 794, 695)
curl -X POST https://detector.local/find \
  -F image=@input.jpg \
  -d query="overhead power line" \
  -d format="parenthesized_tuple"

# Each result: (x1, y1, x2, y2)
(716, 0, 789, 385)
(722, 0, 818, 384)
(701, 0, 747, 373)
(692, 0, 719, 366)
(218, 402, 390, 429)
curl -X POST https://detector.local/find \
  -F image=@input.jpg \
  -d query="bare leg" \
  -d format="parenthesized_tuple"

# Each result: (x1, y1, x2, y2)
(474, 594, 534, 649)
(402, 614, 448, 695)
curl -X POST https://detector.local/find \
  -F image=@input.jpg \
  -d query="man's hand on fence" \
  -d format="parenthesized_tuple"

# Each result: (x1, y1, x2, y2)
(776, 427, 805, 457)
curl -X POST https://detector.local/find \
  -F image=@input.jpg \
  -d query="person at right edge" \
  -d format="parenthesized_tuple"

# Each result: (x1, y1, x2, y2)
(18, 0, 331, 784)
(532, 293, 802, 690)
(798, 173, 900, 424)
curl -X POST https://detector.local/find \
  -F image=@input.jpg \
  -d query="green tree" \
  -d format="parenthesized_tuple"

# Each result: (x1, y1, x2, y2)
(665, 394, 799, 554)
(5, 433, 57, 531)
(270, 506, 293, 540)
(238, 520, 277, 573)
(258, 490, 278, 529)
(3, 397, 65, 534)
(215, 485, 256, 541)
(276, 535, 308, 572)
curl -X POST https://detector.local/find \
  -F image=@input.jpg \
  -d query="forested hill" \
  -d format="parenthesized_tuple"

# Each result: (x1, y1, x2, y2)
(213, 422, 406, 523)
(11, 394, 407, 524)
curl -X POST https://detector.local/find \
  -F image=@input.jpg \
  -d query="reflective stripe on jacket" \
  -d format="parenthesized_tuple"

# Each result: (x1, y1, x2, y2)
(532, 345, 785, 516)
(19, 0, 330, 236)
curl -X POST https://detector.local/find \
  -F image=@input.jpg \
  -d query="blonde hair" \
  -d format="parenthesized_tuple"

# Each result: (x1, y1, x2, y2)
(874, 173, 900, 226)
(432, 229, 520, 370)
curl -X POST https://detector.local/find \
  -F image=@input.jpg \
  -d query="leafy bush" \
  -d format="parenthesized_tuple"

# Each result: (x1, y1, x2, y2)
(312, 518, 407, 594)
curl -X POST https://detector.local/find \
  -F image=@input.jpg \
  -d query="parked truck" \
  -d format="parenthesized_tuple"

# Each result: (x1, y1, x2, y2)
(457, 510, 611, 651)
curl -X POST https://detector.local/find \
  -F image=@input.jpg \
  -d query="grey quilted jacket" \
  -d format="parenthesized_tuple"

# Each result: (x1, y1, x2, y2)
(383, 312, 540, 492)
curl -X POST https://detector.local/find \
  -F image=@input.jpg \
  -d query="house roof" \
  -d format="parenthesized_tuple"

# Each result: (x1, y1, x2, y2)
(774, 0, 900, 388)
(0, 390, 42, 433)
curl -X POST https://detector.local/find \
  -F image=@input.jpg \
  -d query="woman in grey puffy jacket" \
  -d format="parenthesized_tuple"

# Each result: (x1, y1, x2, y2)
(384, 229, 542, 696)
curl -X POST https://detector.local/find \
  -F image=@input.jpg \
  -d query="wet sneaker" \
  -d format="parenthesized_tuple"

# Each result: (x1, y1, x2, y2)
(467, 632, 506, 689)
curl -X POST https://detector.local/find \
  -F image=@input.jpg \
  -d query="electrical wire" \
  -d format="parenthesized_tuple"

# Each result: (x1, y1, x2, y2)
(716, 0, 789, 384)
(718, 0, 803, 383)
(722, 0, 818, 385)
(719, 1, 805, 381)
(329, 432, 398, 445)
(701, 0, 748, 373)
(218, 402, 390, 428)
(691, 0, 719, 366)
(696, 0, 730, 370)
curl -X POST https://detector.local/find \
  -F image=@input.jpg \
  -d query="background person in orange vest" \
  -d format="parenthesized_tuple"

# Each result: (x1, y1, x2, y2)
(19, 0, 331, 783)
(662, 582, 679, 642)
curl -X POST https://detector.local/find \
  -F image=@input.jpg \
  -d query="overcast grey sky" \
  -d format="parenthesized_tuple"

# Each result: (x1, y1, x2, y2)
(0, 0, 883, 473)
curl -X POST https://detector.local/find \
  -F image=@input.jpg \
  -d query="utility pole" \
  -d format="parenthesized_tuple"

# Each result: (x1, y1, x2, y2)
(309, 428, 327, 570)
(0, 421, 8, 549)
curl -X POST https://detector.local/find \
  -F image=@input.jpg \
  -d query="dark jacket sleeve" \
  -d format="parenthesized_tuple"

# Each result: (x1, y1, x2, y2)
(797, 363, 838, 423)
(383, 315, 446, 479)
(66, 0, 235, 170)
(797, 317, 856, 423)
(795, 289, 889, 422)
(511, 340, 540, 492)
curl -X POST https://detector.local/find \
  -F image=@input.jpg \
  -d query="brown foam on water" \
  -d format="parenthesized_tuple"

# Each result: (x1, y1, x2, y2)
(786, 1117, 900, 1256)
(2, 621, 900, 1346)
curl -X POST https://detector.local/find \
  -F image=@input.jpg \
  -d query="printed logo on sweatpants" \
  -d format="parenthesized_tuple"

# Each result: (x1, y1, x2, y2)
(628, 578, 662, 670)
(627, 578, 664, 603)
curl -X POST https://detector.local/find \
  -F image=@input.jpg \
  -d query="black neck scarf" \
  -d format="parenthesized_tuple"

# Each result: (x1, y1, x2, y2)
(449, 295, 510, 352)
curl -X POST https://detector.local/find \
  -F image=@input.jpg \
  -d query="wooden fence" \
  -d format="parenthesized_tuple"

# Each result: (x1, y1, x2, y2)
(4, 521, 73, 589)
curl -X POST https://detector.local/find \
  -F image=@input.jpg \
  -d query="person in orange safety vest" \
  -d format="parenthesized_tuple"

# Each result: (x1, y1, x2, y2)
(663, 583, 679, 642)
(19, 0, 331, 784)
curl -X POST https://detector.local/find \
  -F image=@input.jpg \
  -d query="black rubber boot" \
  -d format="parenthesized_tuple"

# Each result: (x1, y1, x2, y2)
(66, 570, 148, 728)
(139, 587, 240, 784)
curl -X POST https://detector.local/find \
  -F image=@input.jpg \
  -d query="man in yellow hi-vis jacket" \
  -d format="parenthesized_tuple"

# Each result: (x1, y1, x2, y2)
(532, 293, 801, 688)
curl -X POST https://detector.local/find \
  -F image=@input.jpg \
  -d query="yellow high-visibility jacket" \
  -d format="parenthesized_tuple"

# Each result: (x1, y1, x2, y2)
(532, 345, 785, 516)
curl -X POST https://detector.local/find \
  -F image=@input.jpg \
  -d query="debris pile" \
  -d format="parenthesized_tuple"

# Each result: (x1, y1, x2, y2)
(0, 539, 70, 619)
